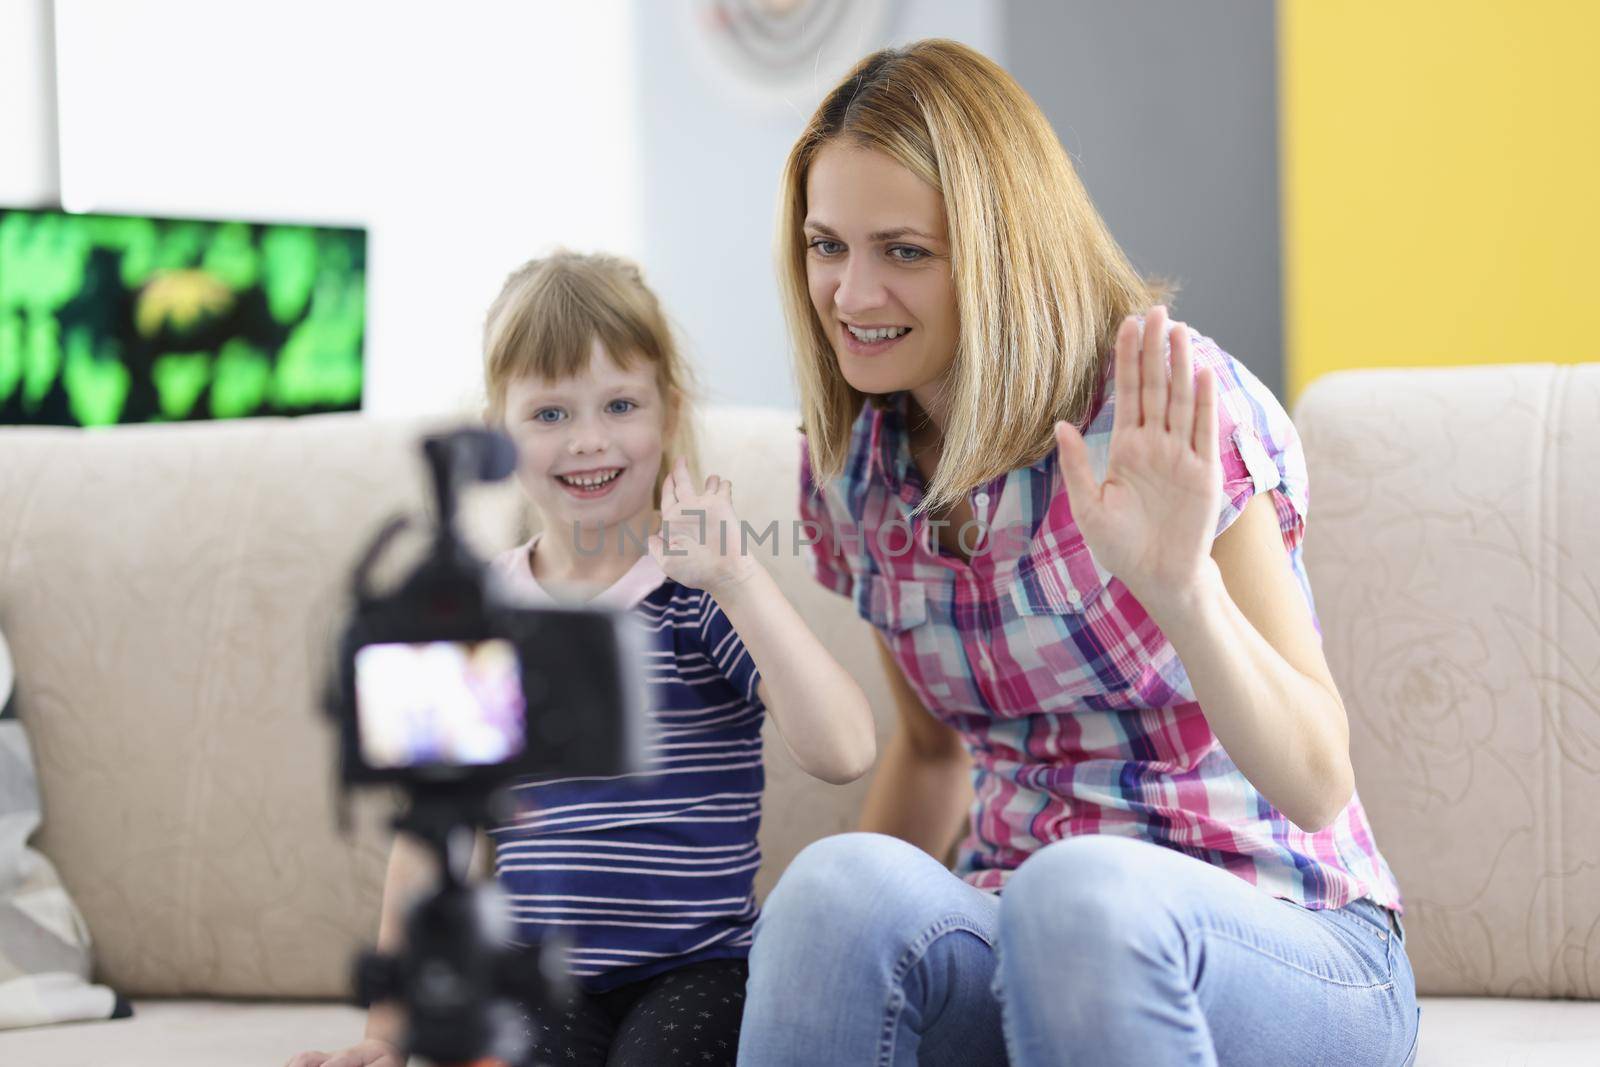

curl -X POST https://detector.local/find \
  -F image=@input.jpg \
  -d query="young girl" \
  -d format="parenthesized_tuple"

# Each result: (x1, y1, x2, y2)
(287, 251, 874, 1067)
(739, 40, 1419, 1067)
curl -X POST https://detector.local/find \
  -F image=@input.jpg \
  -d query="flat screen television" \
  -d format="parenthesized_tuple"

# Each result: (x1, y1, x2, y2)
(0, 208, 366, 426)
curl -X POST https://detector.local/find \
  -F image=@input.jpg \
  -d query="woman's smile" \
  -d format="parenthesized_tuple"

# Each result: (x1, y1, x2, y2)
(839, 321, 914, 357)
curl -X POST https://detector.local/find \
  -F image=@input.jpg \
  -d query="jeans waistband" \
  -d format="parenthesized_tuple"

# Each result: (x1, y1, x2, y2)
(1347, 896, 1402, 940)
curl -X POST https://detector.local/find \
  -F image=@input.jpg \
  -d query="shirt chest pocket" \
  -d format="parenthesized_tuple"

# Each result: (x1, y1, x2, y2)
(1007, 542, 1138, 701)
(851, 575, 969, 706)
(854, 573, 927, 634)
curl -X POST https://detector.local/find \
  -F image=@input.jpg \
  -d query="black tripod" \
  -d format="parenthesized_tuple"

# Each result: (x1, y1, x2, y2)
(355, 786, 574, 1067)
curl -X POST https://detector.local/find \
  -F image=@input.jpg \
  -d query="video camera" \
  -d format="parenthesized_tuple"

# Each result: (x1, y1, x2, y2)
(325, 427, 647, 1067)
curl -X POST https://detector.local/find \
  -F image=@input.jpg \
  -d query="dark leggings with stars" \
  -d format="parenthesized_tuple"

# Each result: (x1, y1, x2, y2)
(525, 958, 748, 1067)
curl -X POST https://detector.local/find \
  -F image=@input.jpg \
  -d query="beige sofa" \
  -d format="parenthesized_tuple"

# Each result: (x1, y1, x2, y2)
(1, 364, 1597, 1065)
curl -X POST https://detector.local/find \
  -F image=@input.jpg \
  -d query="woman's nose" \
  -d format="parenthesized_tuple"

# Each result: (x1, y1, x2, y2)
(833, 257, 887, 316)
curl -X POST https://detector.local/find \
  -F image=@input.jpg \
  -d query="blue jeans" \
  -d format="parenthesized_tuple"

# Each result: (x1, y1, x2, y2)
(738, 833, 1419, 1066)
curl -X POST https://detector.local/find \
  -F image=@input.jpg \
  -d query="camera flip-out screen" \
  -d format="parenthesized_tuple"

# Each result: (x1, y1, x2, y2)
(353, 639, 527, 769)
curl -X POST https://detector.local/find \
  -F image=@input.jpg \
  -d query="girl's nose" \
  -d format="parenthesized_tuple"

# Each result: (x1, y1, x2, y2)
(563, 410, 609, 455)
(568, 432, 607, 455)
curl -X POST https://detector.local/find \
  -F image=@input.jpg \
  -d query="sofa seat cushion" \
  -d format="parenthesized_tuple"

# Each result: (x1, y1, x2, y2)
(7, 995, 1600, 1065)
(1416, 996, 1600, 1065)
(4, 999, 365, 1066)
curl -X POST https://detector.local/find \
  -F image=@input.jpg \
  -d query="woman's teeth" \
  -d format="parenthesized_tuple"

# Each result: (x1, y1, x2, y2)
(559, 469, 622, 488)
(846, 324, 911, 343)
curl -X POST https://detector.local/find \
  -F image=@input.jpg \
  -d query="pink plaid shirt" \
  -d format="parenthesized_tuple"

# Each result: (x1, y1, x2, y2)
(800, 329, 1402, 911)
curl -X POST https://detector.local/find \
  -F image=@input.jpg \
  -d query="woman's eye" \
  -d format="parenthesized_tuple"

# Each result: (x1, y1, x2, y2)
(889, 245, 928, 262)
(531, 408, 565, 424)
(808, 237, 844, 256)
(606, 399, 637, 415)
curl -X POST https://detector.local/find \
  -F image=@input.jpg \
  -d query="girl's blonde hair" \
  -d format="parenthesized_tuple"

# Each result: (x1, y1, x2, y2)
(483, 250, 698, 497)
(778, 39, 1166, 513)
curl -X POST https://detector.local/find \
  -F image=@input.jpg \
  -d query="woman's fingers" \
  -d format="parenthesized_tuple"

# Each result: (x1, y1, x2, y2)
(1194, 367, 1219, 463)
(1054, 420, 1099, 515)
(1167, 322, 1194, 445)
(1140, 305, 1169, 430)
(1111, 316, 1142, 437)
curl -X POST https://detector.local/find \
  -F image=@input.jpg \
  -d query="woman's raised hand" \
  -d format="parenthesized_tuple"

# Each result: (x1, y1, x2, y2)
(1052, 306, 1221, 613)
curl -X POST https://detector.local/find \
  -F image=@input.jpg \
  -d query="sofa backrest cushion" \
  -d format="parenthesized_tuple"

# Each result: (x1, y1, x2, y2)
(1296, 364, 1600, 999)
(0, 410, 894, 998)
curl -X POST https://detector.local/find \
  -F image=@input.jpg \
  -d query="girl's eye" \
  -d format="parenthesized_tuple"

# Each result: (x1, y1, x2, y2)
(606, 399, 637, 415)
(889, 245, 929, 262)
(808, 237, 845, 257)
(531, 408, 565, 424)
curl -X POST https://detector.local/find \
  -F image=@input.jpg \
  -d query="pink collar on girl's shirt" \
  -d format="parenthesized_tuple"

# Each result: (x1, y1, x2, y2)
(492, 534, 667, 611)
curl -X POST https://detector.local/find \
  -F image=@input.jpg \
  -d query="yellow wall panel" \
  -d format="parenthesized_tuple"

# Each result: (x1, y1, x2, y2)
(1281, 1, 1599, 398)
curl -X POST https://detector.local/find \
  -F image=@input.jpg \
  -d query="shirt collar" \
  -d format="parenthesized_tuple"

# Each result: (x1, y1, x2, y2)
(866, 390, 1057, 488)
(865, 392, 912, 493)
(863, 352, 1113, 492)
(495, 534, 667, 611)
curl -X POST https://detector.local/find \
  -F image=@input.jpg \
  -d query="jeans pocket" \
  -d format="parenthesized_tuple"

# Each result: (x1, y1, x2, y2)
(1314, 900, 1399, 984)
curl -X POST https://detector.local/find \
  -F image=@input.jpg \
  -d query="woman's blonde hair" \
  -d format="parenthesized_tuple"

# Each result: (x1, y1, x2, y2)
(778, 39, 1166, 512)
(483, 250, 698, 497)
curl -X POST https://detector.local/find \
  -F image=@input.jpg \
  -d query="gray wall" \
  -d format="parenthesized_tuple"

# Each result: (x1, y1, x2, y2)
(1004, 1, 1284, 397)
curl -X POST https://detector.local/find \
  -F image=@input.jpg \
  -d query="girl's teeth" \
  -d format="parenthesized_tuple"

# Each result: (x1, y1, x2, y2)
(561, 469, 620, 488)
(848, 325, 910, 343)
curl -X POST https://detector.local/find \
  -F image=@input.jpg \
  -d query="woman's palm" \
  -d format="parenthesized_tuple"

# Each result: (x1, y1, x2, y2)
(1055, 308, 1221, 604)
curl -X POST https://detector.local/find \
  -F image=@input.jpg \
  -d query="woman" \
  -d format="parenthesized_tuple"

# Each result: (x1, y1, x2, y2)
(738, 39, 1418, 1067)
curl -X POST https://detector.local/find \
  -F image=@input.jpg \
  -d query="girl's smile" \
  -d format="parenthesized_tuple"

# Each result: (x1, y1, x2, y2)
(554, 465, 627, 499)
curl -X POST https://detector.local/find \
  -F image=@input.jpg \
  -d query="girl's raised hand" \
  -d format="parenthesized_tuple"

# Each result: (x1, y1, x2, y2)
(1052, 307, 1222, 613)
(649, 456, 760, 597)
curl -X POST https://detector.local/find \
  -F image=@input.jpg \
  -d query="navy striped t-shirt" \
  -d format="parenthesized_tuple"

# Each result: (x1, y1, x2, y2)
(487, 539, 765, 992)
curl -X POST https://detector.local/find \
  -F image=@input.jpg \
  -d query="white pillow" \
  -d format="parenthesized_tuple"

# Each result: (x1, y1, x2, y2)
(0, 625, 129, 1030)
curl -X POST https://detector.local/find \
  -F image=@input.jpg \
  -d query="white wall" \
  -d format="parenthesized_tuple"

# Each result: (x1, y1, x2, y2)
(0, 0, 57, 206)
(38, 0, 640, 417)
(632, 0, 1003, 411)
(3, 0, 1003, 418)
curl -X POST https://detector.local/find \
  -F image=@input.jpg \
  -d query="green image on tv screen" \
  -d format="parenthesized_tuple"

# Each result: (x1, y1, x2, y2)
(0, 208, 365, 426)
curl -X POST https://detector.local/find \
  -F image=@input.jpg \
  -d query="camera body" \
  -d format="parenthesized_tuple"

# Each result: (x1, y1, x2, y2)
(325, 427, 647, 1066)
(336, 545, 647, 791)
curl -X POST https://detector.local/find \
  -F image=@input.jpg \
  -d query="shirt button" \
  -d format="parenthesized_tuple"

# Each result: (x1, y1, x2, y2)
(1066, 588, 1082, 606)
